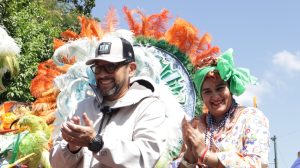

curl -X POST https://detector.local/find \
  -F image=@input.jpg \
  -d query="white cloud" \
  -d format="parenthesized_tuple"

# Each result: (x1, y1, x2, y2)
(272, 51, 300, 73)
(263, 70, 287, 89)
(236, 50, 300, 107)
(234, 80, 271, 107)
(217, 50, 300, 109)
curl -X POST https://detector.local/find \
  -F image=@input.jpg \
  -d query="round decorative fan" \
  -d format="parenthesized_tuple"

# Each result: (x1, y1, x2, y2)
(134, 45, 196, 118)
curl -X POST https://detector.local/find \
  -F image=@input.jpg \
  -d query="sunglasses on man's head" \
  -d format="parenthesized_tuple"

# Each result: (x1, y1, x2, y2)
(90, 61, 129, 74)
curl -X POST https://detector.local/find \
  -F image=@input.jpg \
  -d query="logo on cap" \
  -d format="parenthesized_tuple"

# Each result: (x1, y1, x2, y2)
(128, 51, 133, 58)
(97, 42, 111, 56)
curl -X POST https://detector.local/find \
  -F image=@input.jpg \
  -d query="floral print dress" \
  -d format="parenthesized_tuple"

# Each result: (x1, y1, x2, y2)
(213, 107, 270, 168)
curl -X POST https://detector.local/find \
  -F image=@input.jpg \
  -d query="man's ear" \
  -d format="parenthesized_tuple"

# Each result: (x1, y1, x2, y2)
(128, 62, 137, 77)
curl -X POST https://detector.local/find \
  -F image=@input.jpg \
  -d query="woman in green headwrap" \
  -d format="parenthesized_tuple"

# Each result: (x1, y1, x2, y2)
(178, 49, 270, 168)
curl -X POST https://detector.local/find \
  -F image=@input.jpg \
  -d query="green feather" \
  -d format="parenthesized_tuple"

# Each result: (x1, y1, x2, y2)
(17, 115, 51, 167)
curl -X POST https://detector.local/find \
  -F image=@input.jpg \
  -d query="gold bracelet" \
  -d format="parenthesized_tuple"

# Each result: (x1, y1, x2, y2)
(181, 158, 195, 168)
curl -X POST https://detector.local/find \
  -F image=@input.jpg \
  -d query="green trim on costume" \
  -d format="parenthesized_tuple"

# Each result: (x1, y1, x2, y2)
(134, 36, 202, 116)
(9, 133, 21, 164)
(134, 36, 195, 75)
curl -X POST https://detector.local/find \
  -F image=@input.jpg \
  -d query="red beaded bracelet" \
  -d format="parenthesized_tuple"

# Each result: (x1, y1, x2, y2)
(199, 147, 208, 164)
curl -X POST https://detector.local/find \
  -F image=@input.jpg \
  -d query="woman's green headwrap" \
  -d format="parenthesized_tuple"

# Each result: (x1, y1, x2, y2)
(193, 48, 257, 99)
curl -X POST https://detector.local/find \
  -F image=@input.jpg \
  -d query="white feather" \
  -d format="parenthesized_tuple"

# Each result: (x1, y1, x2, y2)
(0, 27, 21, 56)
(103, 29, 135, 44)
(52, 37, 99, 65)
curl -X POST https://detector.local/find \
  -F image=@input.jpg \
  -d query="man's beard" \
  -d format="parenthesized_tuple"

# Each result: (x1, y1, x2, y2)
(101, 84, 121, 98)
(97, 73, 127, 99)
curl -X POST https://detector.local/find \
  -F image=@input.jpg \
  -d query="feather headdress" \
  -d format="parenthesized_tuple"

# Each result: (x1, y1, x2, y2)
(1, 7, 222, 168)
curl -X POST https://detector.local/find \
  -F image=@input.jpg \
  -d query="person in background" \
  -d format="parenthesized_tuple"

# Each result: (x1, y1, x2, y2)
(291, 151, 300, 168)
(178, 49, 270, 168)
(50, 36, 167, 168)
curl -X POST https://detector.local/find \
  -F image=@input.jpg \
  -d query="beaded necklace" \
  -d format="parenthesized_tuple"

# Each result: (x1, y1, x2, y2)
(204, 99, 238, 150)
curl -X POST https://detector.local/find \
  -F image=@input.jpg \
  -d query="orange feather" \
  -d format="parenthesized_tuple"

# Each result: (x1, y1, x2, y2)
(53, 38, 65, 50)
(0, 101, 17, 113)
(30, 59, 71, 98)
(165, 18, 198, 52)
(102, 6, 119, 33)
(78, 16, 87, 37)
(123, 6, 170, 38)
(32, 102, 57, 112)
(90, 19, 103, 38)
(164, 18, 220, 66)
(61, 29, 80, 41)
(123, 6, 141, 36)
(30, 75, 55, 98)
(78, 16, 103, 38)
(192, 47, 220, 67)
(145, 9, 170, 38)
(197, 33, 212, 50)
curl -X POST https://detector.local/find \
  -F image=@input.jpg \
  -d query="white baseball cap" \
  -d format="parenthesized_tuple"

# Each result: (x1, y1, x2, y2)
(86, 36, 135, 65)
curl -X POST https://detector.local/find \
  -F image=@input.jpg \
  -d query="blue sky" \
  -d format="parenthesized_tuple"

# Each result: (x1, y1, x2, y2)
(92, 1, 300, 167)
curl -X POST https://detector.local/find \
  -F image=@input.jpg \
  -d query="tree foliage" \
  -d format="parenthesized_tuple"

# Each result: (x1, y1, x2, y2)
(0, 0, 94, 103)
(58, 0, 95, 16)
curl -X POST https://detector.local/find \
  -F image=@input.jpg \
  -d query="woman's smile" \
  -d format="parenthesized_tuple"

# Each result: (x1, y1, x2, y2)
(210, 99, 223, 109)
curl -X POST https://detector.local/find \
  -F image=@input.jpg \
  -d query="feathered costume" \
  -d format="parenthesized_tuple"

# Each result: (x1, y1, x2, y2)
(0, 6, 220, 167)
(0, 27, 20, 94)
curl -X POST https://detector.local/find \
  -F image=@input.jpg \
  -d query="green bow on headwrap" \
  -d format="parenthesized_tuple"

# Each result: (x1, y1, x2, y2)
(194, 48, 257, 99)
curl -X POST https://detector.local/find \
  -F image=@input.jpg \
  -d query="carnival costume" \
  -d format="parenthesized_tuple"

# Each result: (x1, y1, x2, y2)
(178, 48, 270, 167)
(1, 6, 233, 168)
